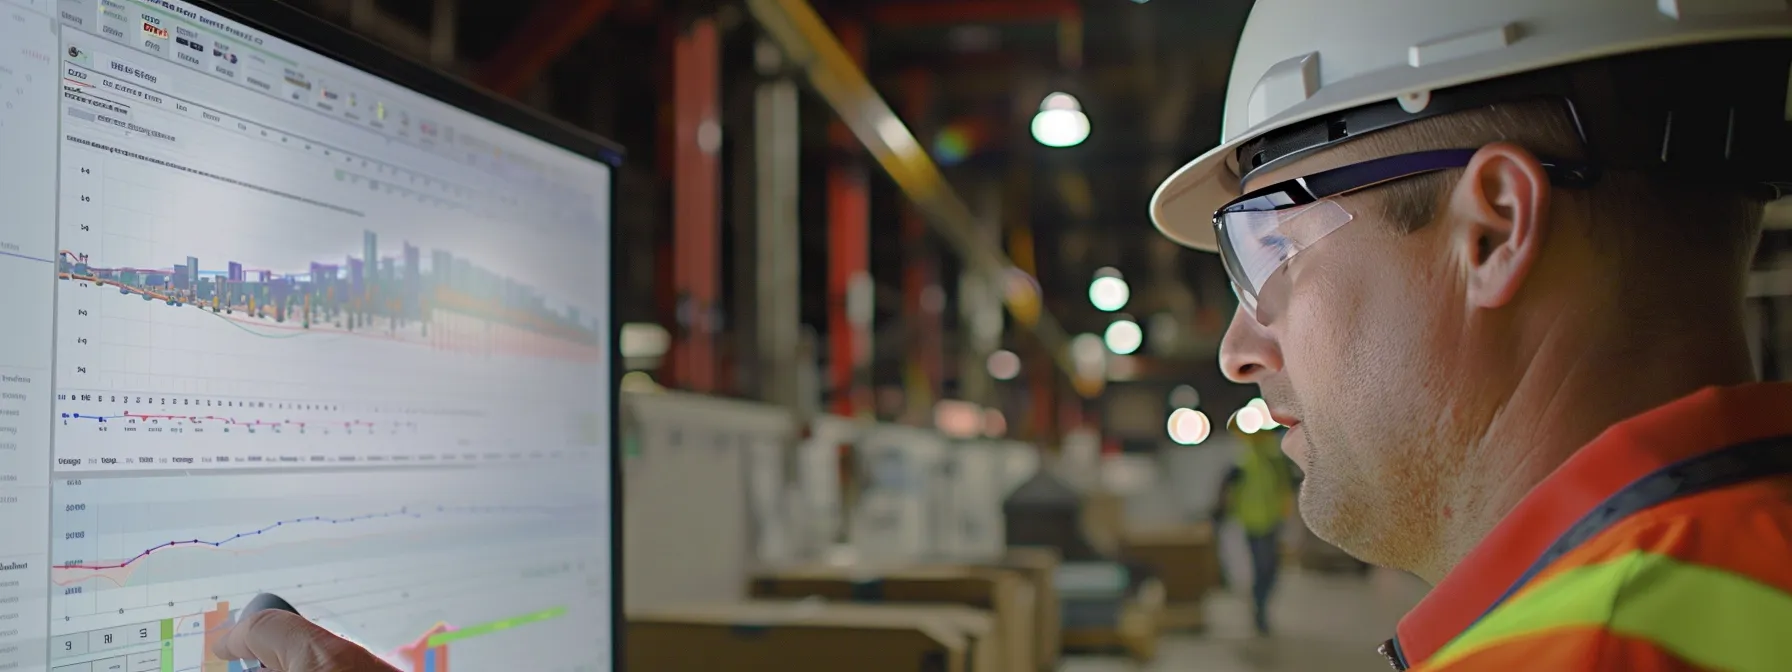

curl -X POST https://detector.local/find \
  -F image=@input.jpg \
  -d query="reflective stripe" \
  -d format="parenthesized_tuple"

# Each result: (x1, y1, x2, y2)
(1423, 626, 1696, 672)
(1430, 550, 1792, 672)
(1524, 482, 1792, 598)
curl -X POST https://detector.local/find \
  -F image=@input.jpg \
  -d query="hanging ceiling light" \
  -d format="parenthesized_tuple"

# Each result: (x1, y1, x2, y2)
(986, 350, 1022, 381)
(1088, 274, 1130, 312)
(1167, 408, 1211, 445)
(1031, 92, 1090, 148)
(1104, 318, 1143, 355)
(1247, 397, 1280, 429)
(1236, 406, 1267, 434)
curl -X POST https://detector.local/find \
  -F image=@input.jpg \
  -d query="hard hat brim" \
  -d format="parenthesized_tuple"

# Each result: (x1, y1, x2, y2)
(1150, 22, 1792, 254)
(1149, 145, 1236, 253)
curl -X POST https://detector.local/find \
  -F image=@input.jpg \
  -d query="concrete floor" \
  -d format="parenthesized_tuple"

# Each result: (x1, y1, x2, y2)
(1061, 567, 1430, 672)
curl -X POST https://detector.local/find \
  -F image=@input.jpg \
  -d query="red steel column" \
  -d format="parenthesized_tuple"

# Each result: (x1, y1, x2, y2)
(672, 18, 721, 392)
(829, 19, 871, 418)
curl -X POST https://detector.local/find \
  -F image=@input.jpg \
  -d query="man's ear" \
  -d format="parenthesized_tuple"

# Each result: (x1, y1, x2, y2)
(1448, 142, 1552, 309)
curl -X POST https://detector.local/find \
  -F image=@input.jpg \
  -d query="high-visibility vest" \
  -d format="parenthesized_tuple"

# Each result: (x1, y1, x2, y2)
(1380, 384, 1792, 670)
(1230, 441, 1291, 536)
(1398, 434, 1792, 671)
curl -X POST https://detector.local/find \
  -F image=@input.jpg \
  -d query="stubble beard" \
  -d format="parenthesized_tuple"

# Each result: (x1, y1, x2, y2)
(1296, 419, 1441, 573)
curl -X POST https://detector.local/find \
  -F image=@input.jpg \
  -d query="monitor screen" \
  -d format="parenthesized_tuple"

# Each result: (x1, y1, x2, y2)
(0, 1, 618, 670)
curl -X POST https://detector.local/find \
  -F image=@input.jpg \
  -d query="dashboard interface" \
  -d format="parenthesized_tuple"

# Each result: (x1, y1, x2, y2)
(0, 1, 616, 670)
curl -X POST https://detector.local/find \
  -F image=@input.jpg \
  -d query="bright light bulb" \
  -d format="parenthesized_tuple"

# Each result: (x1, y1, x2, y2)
(986, 350, 1022, 381)
(1236, 406, 1266, 434)
(1032, 92, 1090, 148)
(1247, 397, 1279, 429)
(1088, 276, 1130, 312)
(1104, 319, 1143, 355)
(1168, 408, 1211, 445)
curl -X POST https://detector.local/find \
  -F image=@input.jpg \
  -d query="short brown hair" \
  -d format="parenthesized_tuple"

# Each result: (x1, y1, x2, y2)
(1343, 100, 1763, 271)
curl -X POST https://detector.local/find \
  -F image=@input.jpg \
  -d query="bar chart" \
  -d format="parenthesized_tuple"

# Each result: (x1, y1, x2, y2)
(51, 106, 607, 473)
(54, 228, 601, 358)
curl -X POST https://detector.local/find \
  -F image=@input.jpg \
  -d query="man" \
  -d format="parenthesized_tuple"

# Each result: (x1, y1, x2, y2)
(1210, 410, 1296, 635)
(1148, 1, 1792, 669)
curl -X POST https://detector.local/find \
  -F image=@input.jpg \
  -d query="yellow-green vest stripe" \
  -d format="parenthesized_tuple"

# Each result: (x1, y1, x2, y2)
(1430, 550, 1792, 671)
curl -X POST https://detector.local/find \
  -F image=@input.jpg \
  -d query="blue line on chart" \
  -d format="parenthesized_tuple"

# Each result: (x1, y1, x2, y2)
(55, 502, 596, 571)
(0, 249, 54, 264)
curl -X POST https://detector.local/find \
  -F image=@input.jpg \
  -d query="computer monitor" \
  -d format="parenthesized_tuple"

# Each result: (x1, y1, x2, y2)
(0, 1, 621, 670)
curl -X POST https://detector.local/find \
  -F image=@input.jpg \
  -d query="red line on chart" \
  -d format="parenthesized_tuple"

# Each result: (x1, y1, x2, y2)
(51, 528, 426, 587)
(52, 503, 582, 573)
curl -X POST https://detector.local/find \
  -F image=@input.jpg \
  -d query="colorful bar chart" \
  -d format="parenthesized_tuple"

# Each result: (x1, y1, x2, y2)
(202, 601, 230, 672)
(55, 228, 600, 353)
(399, 623, 453, 672)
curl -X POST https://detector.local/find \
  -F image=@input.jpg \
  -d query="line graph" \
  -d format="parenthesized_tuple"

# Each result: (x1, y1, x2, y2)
(0, 248, 52, 263)
(51, 528, 430, 588)
(48, 468, 609, 672)
(50, 469, 607, 634)
(54, 502, 585, 573)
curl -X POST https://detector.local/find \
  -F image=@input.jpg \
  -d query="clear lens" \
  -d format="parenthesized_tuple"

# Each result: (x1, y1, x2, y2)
(1218, 200, 1354, 322)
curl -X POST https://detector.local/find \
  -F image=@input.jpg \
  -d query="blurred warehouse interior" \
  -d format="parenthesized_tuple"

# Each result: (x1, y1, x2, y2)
(287, 0, 1792, 669)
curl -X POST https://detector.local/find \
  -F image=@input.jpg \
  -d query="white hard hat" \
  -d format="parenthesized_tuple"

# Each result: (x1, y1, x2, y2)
(1151, 0, 1792, 252)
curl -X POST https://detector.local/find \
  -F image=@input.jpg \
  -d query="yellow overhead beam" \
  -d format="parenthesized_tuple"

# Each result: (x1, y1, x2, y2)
(745, 0, 1090, 392)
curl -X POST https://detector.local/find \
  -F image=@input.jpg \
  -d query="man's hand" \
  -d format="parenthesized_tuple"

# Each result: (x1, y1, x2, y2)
(211, 610, 400, 672)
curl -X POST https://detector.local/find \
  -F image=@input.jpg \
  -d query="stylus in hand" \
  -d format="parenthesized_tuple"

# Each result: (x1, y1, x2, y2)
(215, 597, 399, 672)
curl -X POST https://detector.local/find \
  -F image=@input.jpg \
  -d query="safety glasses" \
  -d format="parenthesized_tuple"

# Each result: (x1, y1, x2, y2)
(1214, 148, 1596, 324)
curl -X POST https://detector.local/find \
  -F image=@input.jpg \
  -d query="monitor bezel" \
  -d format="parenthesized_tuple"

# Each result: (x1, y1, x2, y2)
(180, 1, 626, 667)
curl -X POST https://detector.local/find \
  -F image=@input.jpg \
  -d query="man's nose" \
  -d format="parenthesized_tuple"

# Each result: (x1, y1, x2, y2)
(1219, 305, 1283, 383)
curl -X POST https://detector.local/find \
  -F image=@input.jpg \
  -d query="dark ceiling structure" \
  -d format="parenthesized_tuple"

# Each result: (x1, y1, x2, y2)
(282, 0, 1792, 443)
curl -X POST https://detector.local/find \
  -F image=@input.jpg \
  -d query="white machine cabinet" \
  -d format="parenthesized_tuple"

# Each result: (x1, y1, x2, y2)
(621, 392, 795, 608)
(849, 423, 950, 564)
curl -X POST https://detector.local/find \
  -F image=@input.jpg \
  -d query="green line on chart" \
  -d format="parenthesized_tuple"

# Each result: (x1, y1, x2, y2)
(427, 606, 568, 648)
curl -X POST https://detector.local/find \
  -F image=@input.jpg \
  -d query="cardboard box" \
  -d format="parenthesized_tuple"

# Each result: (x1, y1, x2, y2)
(629, 601, 993, 672)
(751, 566, 1035, 672)
(991, 547, 1061, 671)
(1121, 523, 1220, 606)
(809, 603, 1004, 672)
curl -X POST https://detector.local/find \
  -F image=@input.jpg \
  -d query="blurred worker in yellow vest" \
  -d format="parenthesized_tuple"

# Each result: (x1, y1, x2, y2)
(1212, 407, 1296, 635)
